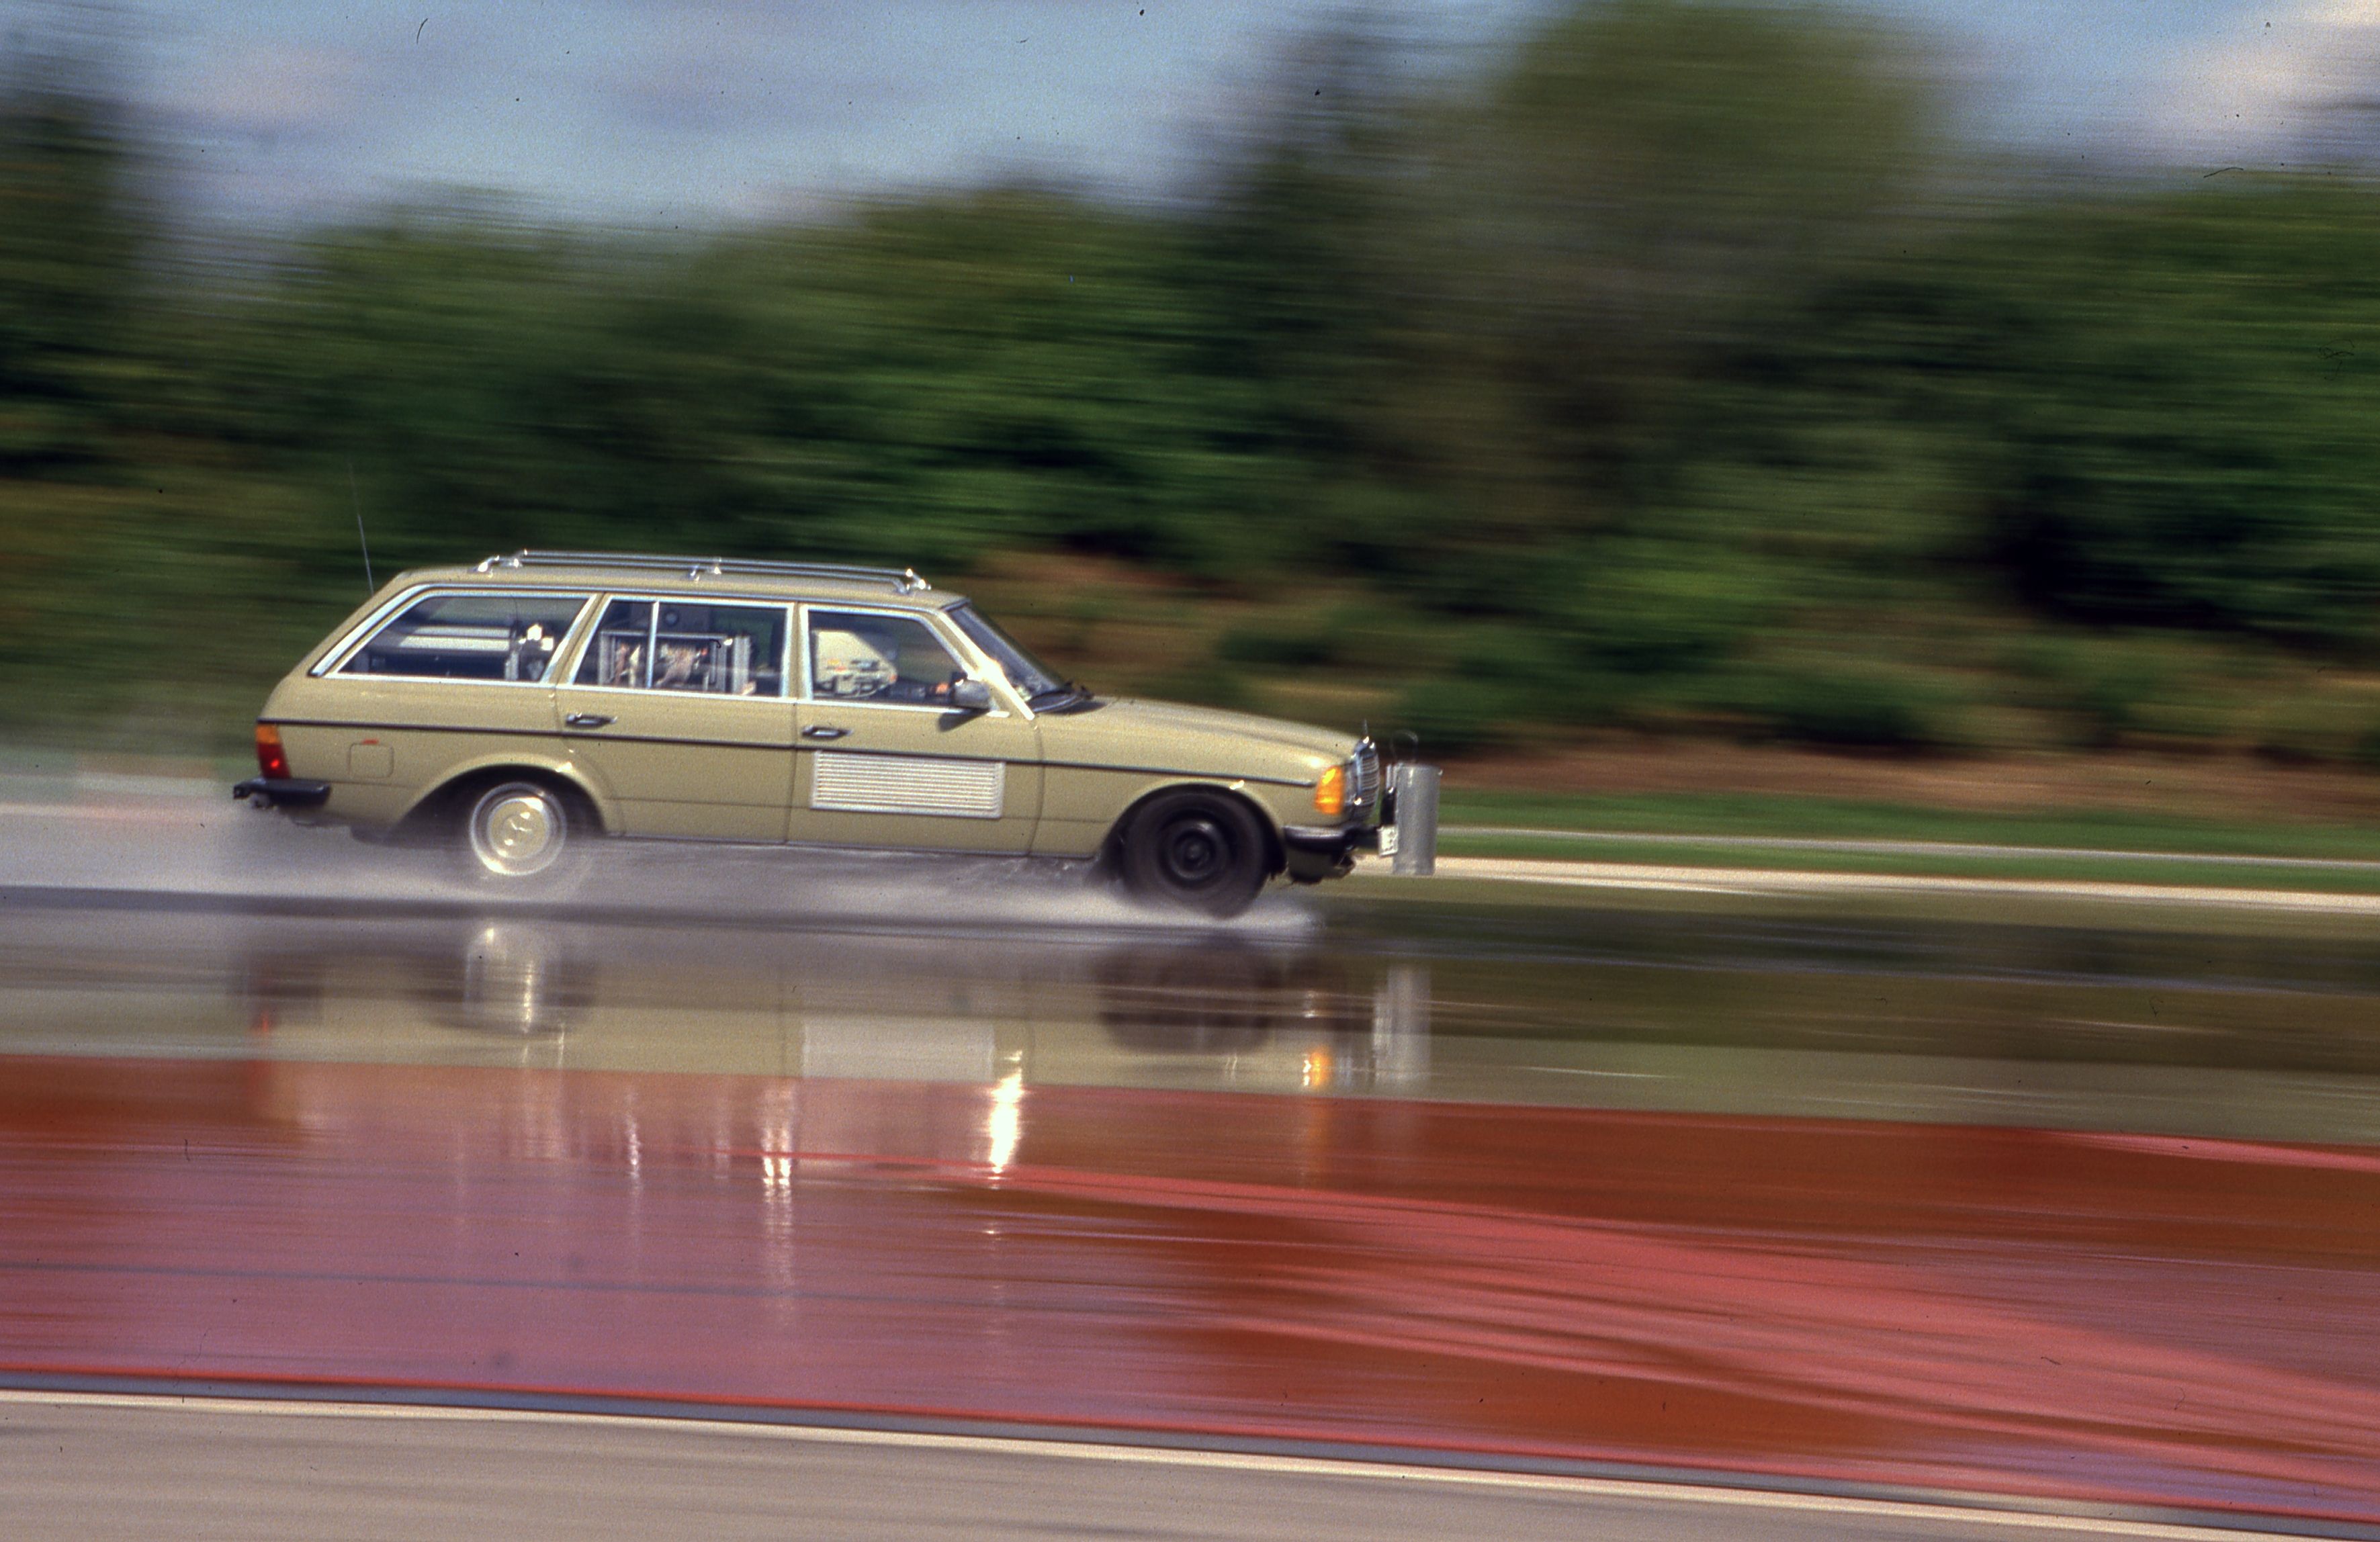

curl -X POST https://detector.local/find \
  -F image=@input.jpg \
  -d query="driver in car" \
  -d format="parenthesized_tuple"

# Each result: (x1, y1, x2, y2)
(815, 627, 958, 704)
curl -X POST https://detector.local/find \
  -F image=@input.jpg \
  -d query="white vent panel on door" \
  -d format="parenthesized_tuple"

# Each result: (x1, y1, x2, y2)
(811, 752, 1006, 819)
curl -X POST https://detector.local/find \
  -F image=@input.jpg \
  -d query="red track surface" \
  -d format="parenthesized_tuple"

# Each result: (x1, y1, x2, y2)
(5, 1054, 2379, 1525)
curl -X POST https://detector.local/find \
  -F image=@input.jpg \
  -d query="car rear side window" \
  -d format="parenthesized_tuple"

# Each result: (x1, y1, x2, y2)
(340, 593, 590, 682)
(574, 598, 787, 696)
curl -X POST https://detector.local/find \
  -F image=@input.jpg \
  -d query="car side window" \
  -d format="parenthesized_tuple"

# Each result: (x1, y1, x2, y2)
(340, 593, 590, 682)
(808, 611, 967, 706)
(575, 599, 787, 697)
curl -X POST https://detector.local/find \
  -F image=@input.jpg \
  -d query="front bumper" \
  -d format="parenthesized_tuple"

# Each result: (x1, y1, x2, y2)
(1281, 822, 1380, 883)
(1282, 761, 1440, 883)
(232, 776, 332, 809)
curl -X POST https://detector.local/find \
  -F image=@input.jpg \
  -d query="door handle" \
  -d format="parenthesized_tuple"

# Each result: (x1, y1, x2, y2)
(801, 725, 850, 741)
(564, 713, 615, 729)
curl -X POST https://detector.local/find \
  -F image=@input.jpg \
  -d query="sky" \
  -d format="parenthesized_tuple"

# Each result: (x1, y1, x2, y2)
(14, 0, 2379, 226)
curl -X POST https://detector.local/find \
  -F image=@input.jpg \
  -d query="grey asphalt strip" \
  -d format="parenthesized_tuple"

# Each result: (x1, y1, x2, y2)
(0, 1393, 2349, 1542)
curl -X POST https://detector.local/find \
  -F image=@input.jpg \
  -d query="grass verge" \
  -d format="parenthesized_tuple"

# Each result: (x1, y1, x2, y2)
(1438, 788, 2380, 862)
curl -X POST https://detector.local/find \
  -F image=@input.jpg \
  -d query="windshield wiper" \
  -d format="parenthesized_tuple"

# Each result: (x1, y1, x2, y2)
(1028, 681, 1093, 711)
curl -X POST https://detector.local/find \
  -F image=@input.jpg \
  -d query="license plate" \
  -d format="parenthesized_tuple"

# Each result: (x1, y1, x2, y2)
(1377, 825, 1400, 858)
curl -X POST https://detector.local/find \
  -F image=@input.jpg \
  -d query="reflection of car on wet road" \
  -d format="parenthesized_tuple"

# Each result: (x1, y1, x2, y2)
(224, 917, 1431, 1095)
(232, 550, 1436, 915)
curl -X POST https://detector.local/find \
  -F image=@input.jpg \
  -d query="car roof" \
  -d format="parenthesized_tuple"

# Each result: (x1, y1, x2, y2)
(392, 551, 963, 610)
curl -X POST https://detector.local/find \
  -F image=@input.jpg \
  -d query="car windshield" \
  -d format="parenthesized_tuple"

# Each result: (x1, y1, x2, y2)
(948, 603, 1072, 705)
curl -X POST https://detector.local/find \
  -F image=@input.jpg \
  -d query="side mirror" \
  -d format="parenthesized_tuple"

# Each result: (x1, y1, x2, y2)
(949, 678, 994, 713)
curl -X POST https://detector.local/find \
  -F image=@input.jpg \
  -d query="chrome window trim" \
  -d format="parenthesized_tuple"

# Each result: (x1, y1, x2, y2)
(312, 586, 599, 685)
(795, 602, 1027, 719)
(554, 593, 797, 701)
(310, 585, 431, 677)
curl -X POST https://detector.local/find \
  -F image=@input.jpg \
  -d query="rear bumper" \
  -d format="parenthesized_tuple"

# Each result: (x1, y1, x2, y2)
(232, 777, 332, 809)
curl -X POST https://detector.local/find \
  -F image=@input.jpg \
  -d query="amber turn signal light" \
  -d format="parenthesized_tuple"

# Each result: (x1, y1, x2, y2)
(254, 723, 290, 781)
(1313, 764, 1346, 818)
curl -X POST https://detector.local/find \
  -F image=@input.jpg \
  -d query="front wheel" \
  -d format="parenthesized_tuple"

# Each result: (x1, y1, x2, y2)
(459, 780, 586, 887)
(1117, 791, 1270, 919)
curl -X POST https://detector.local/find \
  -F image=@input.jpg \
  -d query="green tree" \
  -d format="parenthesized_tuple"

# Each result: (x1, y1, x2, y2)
(1895, 181, 2380, 649)
(0, 47, 144, 471)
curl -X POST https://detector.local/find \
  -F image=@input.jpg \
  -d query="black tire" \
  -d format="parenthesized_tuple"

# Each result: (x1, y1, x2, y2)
(455, 778, 591, 890)
(1117, 790, 1270, 918)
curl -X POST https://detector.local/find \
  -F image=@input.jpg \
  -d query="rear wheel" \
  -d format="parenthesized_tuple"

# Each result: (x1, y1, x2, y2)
(1118, 791, 1270, 919)
(458, 779, 586, 887)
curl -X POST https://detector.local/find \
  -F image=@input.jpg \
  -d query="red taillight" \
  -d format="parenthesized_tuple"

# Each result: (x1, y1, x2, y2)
(255, 723, 290, 780)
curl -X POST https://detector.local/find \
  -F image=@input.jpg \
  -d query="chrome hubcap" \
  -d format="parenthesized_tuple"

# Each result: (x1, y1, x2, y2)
(470, 786, 562, 877)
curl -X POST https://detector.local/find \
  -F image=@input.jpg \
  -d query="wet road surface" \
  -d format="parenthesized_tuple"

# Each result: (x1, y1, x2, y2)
(5, 807, 2380, 1535)
(6, 1042, 2380, 1525)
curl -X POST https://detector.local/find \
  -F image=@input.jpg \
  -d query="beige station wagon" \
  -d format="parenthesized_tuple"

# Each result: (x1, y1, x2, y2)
(233, 551, 1437, 915)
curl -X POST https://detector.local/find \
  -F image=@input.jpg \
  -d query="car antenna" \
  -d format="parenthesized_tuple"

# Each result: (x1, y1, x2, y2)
(346, 458, 375, 594)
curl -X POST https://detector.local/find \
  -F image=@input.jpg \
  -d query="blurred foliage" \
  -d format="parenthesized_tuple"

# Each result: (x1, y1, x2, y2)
(1720, 662, 1970, 751)
(1857, 187, 2380, 649)
(0, 50, 140, 473)
(6, 3, 2380, 761)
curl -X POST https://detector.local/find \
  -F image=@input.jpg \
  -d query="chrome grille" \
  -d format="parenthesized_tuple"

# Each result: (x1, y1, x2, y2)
(1348, 739, 1382, 809)
(812, 752, 1005, 819)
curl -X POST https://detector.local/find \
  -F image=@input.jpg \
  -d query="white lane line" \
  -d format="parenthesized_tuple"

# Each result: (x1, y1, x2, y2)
(1428, 856, 2380, 914)
(0, 1389, 2326, 1539)
(1451, 828, 2380, 872)
(1516, 1067, 1667, 1079)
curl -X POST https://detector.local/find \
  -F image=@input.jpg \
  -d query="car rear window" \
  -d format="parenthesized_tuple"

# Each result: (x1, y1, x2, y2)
(339, 592, 591, 683)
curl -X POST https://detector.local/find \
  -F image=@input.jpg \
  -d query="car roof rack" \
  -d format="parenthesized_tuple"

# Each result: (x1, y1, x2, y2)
(474, 550, 930, 593)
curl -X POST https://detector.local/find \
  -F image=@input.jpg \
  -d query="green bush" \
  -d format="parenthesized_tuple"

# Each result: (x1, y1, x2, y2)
(1553, 541, 1769, 676)
(1143, 659, 1255, 713)
(1218, 625, 1335, 668)
(1727, 664, 1966, 750)
(1871, 183, 2380, 650)
(2007, 637, 2171, 749)
(1398, 677, 1530, 754)
(2256, 692, 2380, 766)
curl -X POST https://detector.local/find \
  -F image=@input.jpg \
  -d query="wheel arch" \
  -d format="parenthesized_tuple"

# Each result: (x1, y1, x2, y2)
(399, 759, 611, 837)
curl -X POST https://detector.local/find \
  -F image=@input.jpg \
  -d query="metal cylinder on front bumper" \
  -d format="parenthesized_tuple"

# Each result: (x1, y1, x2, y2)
(1387, 764, 1439, 877)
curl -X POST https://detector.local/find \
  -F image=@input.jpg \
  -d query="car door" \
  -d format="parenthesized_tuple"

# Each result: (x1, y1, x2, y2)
(553, 595, 797, 842)
(789, 605, 1042, 854)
